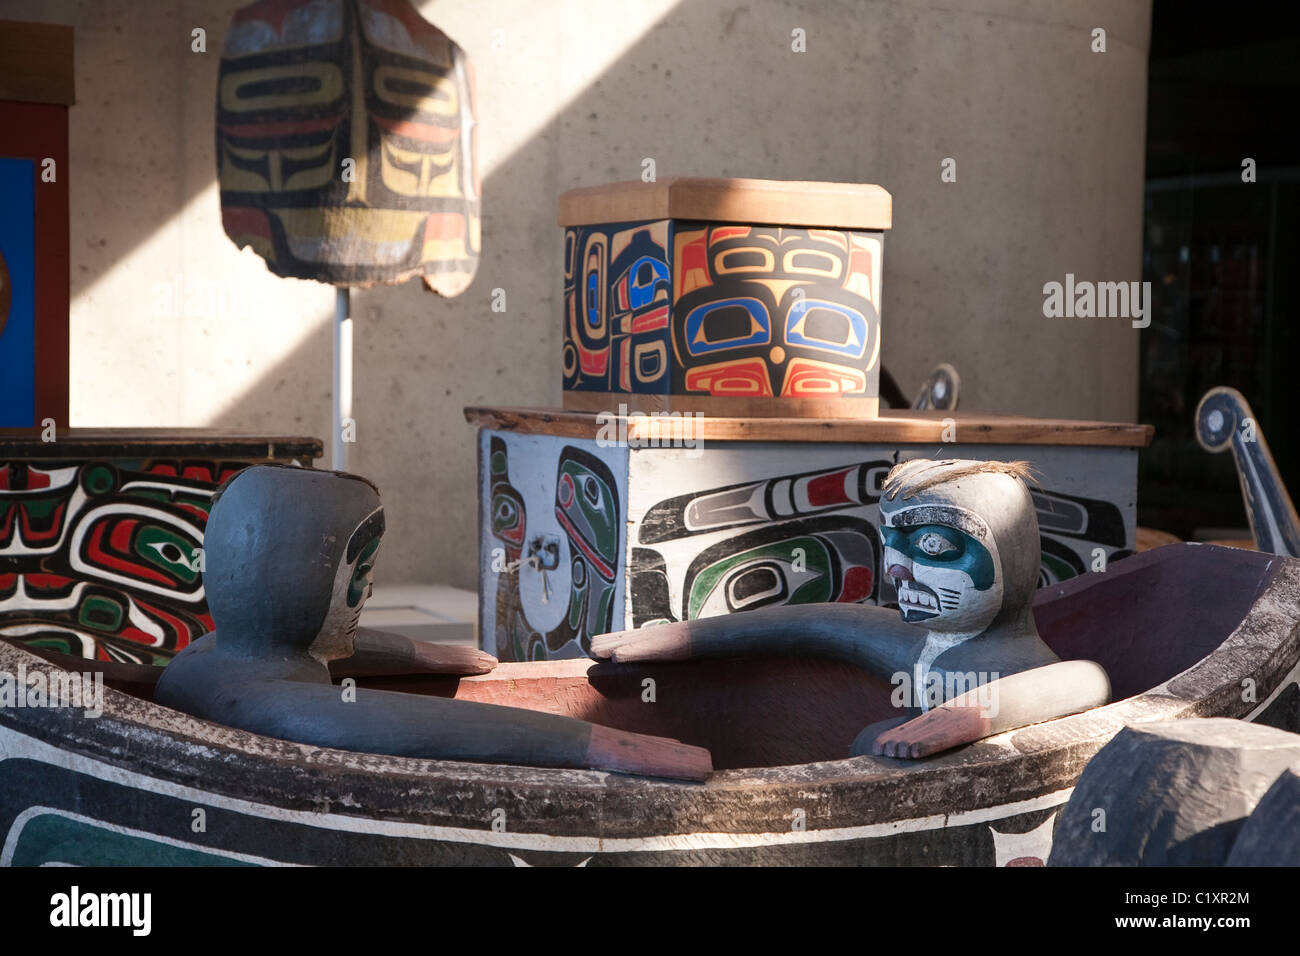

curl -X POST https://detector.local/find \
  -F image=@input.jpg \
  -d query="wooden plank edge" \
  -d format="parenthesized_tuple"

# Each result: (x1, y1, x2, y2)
(562, 390, 880, 419)
(463, 406, 1154, 448)
(0, 432, 325, 460)
(558, 177, 893, 230)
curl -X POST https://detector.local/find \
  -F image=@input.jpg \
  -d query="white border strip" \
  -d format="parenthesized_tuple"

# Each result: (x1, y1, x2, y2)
(0, 725, 1072, 856)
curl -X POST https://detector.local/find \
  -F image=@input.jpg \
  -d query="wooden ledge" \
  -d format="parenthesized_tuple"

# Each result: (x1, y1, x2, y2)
(464, 406, 1153, 448)
(0, 429, 323, 460)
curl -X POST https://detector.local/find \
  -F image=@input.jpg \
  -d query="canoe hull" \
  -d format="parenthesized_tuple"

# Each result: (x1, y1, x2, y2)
(2, 545, 1298, 866)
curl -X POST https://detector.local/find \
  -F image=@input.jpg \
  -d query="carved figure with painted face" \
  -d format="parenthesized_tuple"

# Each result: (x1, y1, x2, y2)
(877, 458, 1051, 708)
(155, 466, 710, 780)
(593, 458, 1109, 760)
(308, 504, 384, 665)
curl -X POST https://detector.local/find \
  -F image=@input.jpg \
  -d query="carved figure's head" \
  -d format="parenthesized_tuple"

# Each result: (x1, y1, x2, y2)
(203, 465, 384, 662)
(878, 459, 1039, 636)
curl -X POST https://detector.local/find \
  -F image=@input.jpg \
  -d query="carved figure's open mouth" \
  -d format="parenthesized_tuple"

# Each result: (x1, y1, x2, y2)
(896, 579, 941, 622)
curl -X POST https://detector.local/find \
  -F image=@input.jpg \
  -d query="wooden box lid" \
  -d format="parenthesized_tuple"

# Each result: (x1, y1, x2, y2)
(0, 21, 75, 106)
(558, 177, 892, 230)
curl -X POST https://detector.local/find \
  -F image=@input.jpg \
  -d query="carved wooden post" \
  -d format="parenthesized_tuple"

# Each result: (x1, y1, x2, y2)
(1196, 386, 1300, 556)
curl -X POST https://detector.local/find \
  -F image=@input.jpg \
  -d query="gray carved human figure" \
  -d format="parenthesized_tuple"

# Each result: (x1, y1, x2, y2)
(155, 466, 710, 780)
(593, 458, 1110, 758)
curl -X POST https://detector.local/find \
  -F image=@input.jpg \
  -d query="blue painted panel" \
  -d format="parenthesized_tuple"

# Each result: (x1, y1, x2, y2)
(0, 157, 36, 427)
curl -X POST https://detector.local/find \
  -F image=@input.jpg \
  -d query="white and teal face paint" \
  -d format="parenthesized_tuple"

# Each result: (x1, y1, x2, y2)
(880, 505, 1003, 636)
(309, 506, 384, 666)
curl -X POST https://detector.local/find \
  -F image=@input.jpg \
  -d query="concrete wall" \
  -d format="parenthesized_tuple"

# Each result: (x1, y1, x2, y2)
(2, 0, 1151, 587)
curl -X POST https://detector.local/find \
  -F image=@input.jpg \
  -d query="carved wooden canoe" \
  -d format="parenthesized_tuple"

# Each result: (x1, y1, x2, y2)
(2, 543, 1297, 866)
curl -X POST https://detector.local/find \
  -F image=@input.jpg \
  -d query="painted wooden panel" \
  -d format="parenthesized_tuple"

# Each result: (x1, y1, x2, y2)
(625, 443, 1136, 629)
(478, 430, 627, 661)
(561, 220, 883, 415)
(478, 427, 1137, 660)
(0, 157, 35, 427)
(0, 100, 69, 431)
(562, 220, 671, 396)
(0, 436, 320, 663)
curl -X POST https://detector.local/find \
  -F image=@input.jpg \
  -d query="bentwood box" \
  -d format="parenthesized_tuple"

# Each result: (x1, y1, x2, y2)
(467, 405, 1151, 662)
(558, 177, 892, 418)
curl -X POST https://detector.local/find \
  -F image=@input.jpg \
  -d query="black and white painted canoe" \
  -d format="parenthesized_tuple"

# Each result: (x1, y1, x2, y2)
(2, 543, 1297, 866)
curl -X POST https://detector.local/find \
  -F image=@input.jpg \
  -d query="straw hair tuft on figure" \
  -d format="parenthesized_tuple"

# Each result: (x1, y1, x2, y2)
(882, 458, 1039, 501)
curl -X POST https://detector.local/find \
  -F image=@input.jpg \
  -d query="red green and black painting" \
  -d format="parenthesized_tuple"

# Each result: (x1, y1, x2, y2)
(0, 459, 262, 664)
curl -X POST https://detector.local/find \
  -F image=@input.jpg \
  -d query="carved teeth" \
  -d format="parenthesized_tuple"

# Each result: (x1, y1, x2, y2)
(898, 582, 939, 610)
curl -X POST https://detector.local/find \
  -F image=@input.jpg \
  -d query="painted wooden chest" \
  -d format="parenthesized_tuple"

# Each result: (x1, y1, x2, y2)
(470, 407, 1153, 661)
(558, 177, 891, 419)
(0, 431, 321, 664)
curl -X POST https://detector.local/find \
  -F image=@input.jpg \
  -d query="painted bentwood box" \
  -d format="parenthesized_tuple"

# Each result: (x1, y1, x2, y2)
(470, 407, 1153, 663)
(0, 431, 321, 664)
(559, 178, 890, 418)
(0, 21, 73, 432)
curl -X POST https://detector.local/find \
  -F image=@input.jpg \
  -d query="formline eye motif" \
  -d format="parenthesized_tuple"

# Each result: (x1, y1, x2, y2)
(148, 541, 187, 564)
(915, 530, 958, 558)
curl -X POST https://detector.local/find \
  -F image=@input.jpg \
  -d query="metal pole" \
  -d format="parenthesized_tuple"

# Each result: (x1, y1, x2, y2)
(333, 287, 352, 472)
